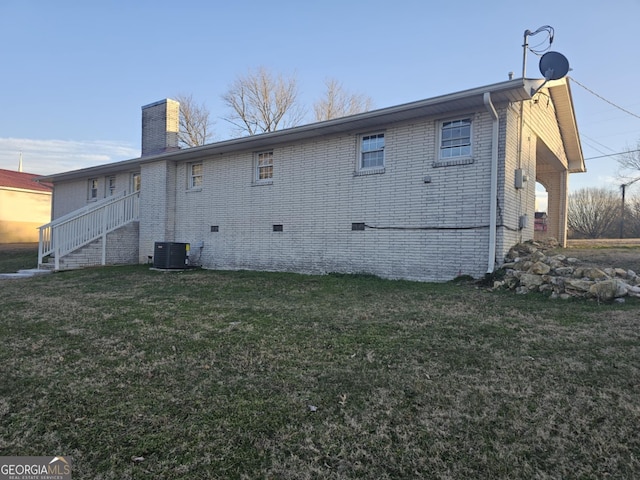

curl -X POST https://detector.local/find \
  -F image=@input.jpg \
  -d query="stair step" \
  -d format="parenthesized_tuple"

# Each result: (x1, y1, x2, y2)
(19, 268, 53, 276)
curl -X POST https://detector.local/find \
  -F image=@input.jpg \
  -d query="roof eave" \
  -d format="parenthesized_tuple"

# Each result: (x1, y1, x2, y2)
(163, 77, 542, 163)
(546, 78, 586, 173)
(36, 157, 146, 183)
(40, 78, 547, 183)
(0, 186, 53, 195)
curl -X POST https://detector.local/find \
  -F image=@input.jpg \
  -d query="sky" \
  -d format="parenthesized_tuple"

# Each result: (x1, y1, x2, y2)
(1, 0, 639, 208)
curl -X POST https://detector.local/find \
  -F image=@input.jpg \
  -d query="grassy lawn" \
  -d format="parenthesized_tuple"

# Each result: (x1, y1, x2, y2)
(0, 249, 639, 478)
(0, 243, 39, 273)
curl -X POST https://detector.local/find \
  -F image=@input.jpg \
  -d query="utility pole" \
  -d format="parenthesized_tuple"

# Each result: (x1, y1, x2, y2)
(620, 177, 640, 238)
(522, 25, 554, 78)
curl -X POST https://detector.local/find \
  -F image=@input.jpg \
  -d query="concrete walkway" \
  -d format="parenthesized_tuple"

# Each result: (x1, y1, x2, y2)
(0, 244, 50, 279)
(0, 268, 52, 280)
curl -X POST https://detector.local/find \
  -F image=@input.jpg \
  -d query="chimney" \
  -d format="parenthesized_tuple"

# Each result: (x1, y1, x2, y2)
(141, 99, 180, 156)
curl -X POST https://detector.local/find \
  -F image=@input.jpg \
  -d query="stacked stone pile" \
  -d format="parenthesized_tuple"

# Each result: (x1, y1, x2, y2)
(492, 239, 640, 301)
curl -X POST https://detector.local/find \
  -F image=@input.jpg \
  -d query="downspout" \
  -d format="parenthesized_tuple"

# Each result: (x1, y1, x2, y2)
(483, 92, 499, 274)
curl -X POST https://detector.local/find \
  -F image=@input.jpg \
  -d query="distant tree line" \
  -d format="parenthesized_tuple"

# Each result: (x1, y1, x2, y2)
(175, 67, 374, 148)
(568, 142, 640, 239)
(567, 187, 640, 239)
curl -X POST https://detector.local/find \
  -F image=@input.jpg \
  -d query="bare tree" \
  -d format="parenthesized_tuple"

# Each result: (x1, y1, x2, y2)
(617, 138, 640, 174)
(175, 94, 214, 148)
(313, 78, 374, 121)
(221, 67, 306, 136)
(568, 187, 620, 239)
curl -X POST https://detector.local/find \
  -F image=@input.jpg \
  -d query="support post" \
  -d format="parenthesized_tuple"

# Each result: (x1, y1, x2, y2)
(54, 227, 60, 271)
(102, 207, 107, 265)
(38, 228, 43, 266)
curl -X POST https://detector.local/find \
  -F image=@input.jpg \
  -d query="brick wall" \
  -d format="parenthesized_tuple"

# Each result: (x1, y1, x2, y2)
(138, 160, 177, 263)
(167, 114, 498, 281)
(48, 94, 571, 280)
(141, 99, 179, 156)
(497, 103, 534, 260)
(57, 222, 139, 269)
(495, 91, 572, 257)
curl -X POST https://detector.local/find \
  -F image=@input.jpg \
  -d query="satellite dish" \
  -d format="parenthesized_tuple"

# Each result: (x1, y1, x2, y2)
(538, 51, 569, 80)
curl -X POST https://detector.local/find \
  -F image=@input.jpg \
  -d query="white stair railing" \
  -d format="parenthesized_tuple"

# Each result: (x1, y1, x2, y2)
(38, 191, 140, 269)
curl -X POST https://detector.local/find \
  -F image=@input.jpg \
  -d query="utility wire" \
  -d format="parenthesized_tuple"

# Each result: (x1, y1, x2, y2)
(569, 76, 640, 121)
(581, 132, 616, 154)
(585, 149, 640, 161)
(582, 138, 611, 157)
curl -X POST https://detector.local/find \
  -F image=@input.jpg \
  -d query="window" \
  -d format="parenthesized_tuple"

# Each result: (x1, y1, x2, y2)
(88, 178, 98, 200)
(106, 176, 116, 196)
(189, 163, 203, 189)
(255, 151, 273, 182)
(131, 173, 141, 192)
(440, 119, 472, 159)
(360, 133, 385, 170)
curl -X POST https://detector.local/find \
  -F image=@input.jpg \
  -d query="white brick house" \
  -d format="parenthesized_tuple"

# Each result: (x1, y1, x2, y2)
(37, 77, 584, 281)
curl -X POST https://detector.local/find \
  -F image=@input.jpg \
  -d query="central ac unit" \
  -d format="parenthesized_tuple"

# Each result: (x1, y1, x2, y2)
(153, 242, 189, 269)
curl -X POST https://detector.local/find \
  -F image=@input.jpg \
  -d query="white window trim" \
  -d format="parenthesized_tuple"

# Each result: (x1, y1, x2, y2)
(131, 173, 141, 193)
(254, 151, 274, 185)
(434, 118, 473, 167)
(106, 176, 116, 197)
(188, 163, 203, 190)
(355, 132, 386, 175)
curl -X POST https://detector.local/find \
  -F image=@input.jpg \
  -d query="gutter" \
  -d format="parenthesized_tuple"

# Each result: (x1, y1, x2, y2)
(483, 92, 499, 274)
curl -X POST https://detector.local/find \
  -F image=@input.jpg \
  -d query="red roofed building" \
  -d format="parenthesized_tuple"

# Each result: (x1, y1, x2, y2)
(0, 168, 52, 243)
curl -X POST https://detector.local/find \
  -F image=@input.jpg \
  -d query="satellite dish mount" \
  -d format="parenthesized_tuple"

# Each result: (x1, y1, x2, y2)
(521, 25, 570, 95)
(531, 51, 570, 95)
(539, 51, 570, 81)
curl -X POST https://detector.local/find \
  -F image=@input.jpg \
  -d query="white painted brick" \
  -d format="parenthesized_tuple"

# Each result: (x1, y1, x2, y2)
(58, 222, 139, 270)
(49, 95, 572, 281)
